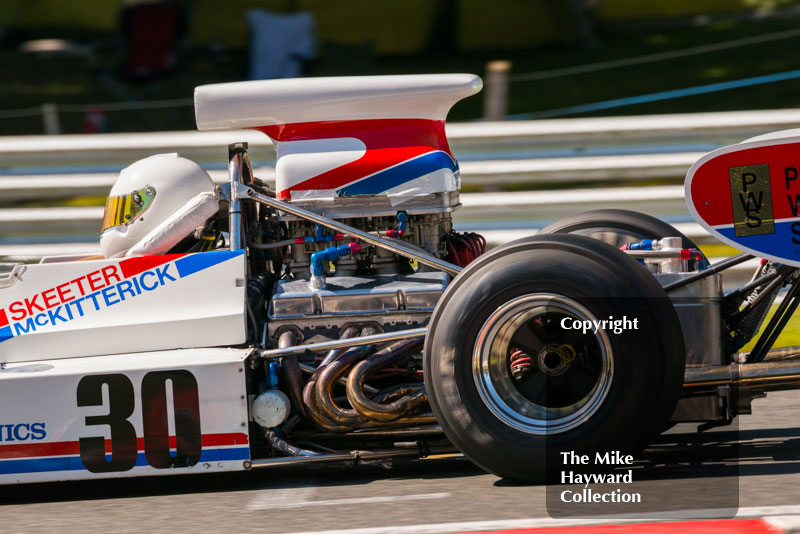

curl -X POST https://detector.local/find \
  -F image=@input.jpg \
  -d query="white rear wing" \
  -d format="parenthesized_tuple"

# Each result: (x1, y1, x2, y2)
(194, 74, 482, 130)
(193, 74, 482, 203)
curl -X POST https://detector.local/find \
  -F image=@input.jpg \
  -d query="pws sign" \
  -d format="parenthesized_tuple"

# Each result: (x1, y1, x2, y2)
(686, 135, 800, 267)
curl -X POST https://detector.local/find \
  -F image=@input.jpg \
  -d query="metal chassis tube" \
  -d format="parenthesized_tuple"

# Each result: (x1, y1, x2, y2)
(681, 272, 800, 396)
(746, 277, 800, 363)
(662, 252, 754, 292)
(250, 445, 457, 469)
(233, 182, 462, 276)
(684, 359, 800, 395)
(261, 328, 427, 358)
(227, 144, 246, 251)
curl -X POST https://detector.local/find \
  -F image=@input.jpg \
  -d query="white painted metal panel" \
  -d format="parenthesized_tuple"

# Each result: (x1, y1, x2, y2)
(194, 74, 482, 130)
(0, 250, 247, 363)
(0, 347, 251, 484)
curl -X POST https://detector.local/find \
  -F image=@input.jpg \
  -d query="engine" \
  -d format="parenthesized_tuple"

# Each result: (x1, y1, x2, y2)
(242, 189, 478, 439)
(265, 194, 460, 334)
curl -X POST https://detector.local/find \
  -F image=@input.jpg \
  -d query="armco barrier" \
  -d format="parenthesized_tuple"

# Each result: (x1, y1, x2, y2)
(2, 108, 799, 262)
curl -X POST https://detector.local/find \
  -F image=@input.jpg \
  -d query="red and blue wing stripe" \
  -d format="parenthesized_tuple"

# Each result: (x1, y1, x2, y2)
(337, 150, 457, 197)
(256, 118, 458, 200)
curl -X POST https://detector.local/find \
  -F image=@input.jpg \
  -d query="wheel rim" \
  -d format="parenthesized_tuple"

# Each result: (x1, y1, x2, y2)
(569, 228, 652, 248)
(472, 293, 614, 435)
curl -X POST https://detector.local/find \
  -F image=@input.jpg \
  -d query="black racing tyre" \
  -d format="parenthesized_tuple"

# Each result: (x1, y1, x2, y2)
(424, 233, 685, 481)
(540, 208, 707, 269)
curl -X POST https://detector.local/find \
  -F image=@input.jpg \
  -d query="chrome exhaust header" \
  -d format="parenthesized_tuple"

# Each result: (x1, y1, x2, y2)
(684, 357, 800, 395)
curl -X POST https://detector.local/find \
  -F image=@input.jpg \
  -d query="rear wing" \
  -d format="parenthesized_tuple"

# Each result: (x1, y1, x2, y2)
(194, 74, 482, 202)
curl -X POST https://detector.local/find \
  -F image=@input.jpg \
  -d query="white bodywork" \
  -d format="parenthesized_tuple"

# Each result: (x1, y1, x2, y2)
(194, 74, 482, 128)
(0, 347, 250, 484)
(744, 127, 800, 143)
(0, 250, 246, 363)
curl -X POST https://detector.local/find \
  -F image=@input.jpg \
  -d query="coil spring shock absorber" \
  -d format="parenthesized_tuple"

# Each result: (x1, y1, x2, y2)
(509, 349, 533, 381)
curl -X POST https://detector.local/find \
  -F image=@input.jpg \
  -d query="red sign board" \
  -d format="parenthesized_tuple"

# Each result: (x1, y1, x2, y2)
(686, 136, 800, 267)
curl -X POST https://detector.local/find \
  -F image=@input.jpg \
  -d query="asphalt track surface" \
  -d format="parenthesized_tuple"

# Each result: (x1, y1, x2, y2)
(4, 390, 800, 534)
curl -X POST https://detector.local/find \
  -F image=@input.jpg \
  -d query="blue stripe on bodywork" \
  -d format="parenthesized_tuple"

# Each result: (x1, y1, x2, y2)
(336, 151, 458, 197)
(0, 447, 250, 475)
(0, 326, 12, 343)
(717, 220, 800, 262)
(175, 249, 244, 278)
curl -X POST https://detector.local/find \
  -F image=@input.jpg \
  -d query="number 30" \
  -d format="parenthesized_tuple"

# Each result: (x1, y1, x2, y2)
(76, 371, 202, 473)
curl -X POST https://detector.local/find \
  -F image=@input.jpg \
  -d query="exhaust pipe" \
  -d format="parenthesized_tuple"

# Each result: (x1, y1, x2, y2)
(346, 338, 427, 421)
(684, 360, 800, 395)
(278, 331, 306, 417)
(301, 327, 435, 432)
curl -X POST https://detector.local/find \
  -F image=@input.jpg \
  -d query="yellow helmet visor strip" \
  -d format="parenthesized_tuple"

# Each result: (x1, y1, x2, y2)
(101, 186, 156, 233)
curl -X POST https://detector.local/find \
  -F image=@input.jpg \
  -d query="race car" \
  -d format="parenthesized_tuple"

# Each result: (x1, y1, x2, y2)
(2, 73, 799, 485)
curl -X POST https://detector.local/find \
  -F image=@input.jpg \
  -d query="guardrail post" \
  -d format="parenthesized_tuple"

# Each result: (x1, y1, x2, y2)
(484, 60, 511, 121)
(41, 103, 61, 135)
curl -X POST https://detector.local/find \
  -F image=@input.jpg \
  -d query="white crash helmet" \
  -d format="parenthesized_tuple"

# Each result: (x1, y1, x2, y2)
(100, 153, 215, 258)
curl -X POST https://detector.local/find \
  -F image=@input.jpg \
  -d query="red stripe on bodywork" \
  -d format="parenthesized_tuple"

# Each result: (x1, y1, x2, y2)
(463, 519, 782, 534)
(0, 440, 80, 459)
(690, 140, 800, 226)
(255, 119, 451, 198)
(0, 433, 249, 460)
(119, 253, 186, 279)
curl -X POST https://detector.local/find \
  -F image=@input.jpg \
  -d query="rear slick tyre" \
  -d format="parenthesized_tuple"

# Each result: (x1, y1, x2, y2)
(539, 208, 708, 269)
(423, 234, 685, 481)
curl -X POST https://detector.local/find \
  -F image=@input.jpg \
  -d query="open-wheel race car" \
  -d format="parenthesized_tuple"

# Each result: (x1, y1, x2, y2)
(2, 73, 800, 485)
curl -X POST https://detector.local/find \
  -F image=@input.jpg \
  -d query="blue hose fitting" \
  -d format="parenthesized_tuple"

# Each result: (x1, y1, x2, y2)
(266, 361, 280, 388)
(623, 239, 655, 251)
(310, 243, 362, 276)
(387, 212, 408, 237)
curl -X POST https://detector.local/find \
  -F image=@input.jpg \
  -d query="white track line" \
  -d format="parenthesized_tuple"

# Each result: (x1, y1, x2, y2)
(277, 504, 800, 534)
(247, 485, 316, 510)
(765, 515, 800, 530)
(248, 491, 449, 511)
(279, 518, 636, 534)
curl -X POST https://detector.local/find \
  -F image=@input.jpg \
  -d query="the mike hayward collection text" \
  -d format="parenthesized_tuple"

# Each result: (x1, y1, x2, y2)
(559, 451, 642, 504)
